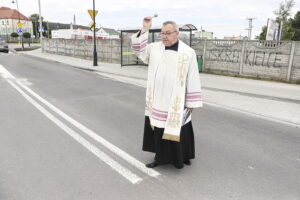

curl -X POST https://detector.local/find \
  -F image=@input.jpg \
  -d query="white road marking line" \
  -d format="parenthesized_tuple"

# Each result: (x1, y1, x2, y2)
(0, 64, 142, 184)
(17, 76, 160, 178)
(0, 64, 160, 178)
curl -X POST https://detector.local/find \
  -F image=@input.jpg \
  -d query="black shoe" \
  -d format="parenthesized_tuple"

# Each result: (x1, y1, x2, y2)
(146, 161, 158, 168)
(175, 165, 184, 169)
(184, 160, 191, 165)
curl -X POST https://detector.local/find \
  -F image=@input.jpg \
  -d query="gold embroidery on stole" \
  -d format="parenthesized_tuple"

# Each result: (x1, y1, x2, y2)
(177, 54, 189, 87)
(167, 95, 181, 128)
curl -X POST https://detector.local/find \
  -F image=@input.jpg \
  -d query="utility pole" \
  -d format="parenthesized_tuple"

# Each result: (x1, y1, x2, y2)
(245, 17, 256, 40)
(93, 0, 98, 66)
(38, 0, 43, 51)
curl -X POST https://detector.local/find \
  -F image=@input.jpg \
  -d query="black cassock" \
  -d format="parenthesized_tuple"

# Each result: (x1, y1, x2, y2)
(142, 116, 195, 169)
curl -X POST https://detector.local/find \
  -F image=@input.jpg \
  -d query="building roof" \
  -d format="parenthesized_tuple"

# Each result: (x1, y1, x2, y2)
(224, 35, 247, 40)
(0, 7, 30, 20)
(100, 27, 120, 35)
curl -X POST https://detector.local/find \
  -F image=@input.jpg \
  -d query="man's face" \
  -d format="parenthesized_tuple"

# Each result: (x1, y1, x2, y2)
(161, 24, 179, 47)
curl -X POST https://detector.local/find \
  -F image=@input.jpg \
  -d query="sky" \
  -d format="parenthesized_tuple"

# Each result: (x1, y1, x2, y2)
(0, 0, 299, 39)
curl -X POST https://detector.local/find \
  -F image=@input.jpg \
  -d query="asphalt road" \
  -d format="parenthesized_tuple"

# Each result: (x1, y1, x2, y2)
(0, 53, 299, 200)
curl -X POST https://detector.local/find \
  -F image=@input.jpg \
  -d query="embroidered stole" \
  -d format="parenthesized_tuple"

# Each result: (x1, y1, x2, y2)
(146, 45, 190, 142)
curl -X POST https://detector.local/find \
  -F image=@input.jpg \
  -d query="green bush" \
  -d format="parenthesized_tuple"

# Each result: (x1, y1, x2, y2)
(11, 32, 19, 38)
(23, 32, 31, 39)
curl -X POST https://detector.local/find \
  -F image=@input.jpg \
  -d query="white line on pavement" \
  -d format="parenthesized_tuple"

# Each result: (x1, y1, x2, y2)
(16, 77, 160, 178)
(0, 64, 160, 180)
(0, 64, 143, 184)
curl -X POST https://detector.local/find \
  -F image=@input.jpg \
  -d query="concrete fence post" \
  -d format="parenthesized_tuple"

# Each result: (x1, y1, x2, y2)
(202, 39, 207, 71)
(63, 39, 65, 55)
(239, 39, 246, 75)
(84, 39, 86, 58)
(287, 42, 296, 82)
(73, 39, 76, 56)
(42, 39, 45, 52)
(56, 39, 58, 54)
(111, 39, 113, 63)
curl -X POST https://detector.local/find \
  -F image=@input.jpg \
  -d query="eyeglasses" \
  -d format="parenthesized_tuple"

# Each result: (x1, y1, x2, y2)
(160, 31, 177, 36)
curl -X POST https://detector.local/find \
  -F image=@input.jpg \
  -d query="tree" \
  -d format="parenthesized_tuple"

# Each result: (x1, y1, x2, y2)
(291, 11, 300, 28)
(11, 32, 19, 38)
(10, 32, 19, 42)
(274, 0, 295, 40)
(23, 32, 31, 38)
(257, 26, 267, 40)
(278, 10, 300, 41)
(29, 13, 44, 38)
(274, 0, 295, 22)
(290, 11, 300, 40)
(23, 32, 31, 46)
(258, 0, 296, 40)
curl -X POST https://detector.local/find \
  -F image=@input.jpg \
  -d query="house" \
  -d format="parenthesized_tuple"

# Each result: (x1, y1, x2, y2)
(52, 28, 93, 39)
(0, 7, 33, 39)
(97, 27, 119, 39)
(194, 30, 214, 39)
(52, 26, 120, 40)
(224, 35, 248, 40)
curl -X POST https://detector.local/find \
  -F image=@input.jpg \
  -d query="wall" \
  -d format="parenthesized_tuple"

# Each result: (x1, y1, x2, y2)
(43, 38, 300, 82)
(43, 38, 121, 63)
(192, 39, 300, 82)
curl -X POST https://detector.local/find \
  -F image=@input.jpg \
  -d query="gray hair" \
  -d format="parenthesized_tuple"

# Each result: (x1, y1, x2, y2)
(162, 21, 179, 32)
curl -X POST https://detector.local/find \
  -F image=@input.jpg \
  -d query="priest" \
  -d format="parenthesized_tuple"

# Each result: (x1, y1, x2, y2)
(131, 17, 203, 169)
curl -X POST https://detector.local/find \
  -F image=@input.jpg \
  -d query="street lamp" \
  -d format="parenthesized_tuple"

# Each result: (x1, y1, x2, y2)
(93, 0, 97, 66)
(11, 0, 24, 50)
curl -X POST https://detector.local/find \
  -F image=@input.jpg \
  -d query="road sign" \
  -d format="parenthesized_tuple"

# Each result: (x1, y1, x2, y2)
(88, 9, 99, 19)
(38, 27, 45, 32)
(17, 22, 23, 28)
(17, 28, 24, 35)
(89, 21, 95, 29)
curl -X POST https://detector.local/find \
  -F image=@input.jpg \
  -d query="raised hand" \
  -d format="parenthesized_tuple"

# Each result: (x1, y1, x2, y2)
(142, 16, 152, 33)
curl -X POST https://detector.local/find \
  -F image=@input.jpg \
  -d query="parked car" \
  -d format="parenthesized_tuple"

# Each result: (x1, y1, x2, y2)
(0, 41, 9, 53)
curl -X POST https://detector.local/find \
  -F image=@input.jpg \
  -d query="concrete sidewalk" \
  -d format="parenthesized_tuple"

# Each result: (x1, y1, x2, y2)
(20, 48, 300, 127)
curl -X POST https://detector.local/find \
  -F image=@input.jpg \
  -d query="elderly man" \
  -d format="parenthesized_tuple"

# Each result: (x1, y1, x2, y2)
(131, 17, 203, 169)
